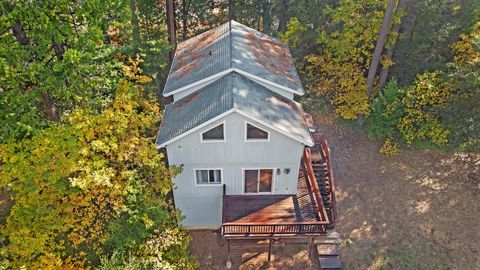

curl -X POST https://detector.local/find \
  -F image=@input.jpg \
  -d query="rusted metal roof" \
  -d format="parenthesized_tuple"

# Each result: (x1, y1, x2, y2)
(156, 73, 312, 147)
(163, 20, 304, 96)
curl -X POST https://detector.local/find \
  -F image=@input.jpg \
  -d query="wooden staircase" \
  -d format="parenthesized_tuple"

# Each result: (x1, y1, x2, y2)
(315, 231, 343, 269)
(312, 157, 335, 229)
(307, 134, 342, 269)
(309, 135, 337, 229)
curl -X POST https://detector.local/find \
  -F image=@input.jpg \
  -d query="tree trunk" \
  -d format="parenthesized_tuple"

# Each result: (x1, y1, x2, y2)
(229, 0, 236, 21)
(166, 0, 177, 60)
(262, 0, 271, 34)
(181, 0, 191, 41)
(277, 0, 288, 33)
(130, 0, 141, 45)
(378, 0, 407, 90)
(40, 92, 60, 122)
(12, 21, 60, 122)
(366, 0, 396, 98)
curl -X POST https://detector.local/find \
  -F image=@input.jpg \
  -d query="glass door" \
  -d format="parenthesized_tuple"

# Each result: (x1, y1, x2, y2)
(244, 169, 273, 194)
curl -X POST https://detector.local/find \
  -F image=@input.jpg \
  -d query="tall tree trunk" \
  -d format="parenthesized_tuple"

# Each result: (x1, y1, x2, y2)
(262, 0, 271, 34)
(130, 0, 141, 46)
(166, 0, 177, 60)
(40, 92, 60, 122)
(229, 0, 236, 21)
(366, 0, 396, 98)
(378, 0, 407, 90)
(277, 0, 288, 33)
(181, 0, 191, 41)
(12, 21, 60, 122)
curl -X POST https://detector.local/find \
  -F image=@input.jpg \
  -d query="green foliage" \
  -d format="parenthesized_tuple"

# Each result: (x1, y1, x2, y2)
(398, 72, 451, 146)
(0, 90, 46, 142)
(303, 0, 388, 119)
(440, 22, 480, 151)
(99, 229, 198, 270)
(390, 0, 478, 85)
(0, 0, 131, 141)
(0, 81, 191, 268)
(281, 17, 307, 47)
(366, 79, 405, 140)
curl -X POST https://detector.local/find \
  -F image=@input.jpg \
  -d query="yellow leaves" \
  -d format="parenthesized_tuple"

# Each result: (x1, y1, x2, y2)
(142, 213, 155, 229)
(453, 22, 480, 66)
(303, 0, 395, 119)
(122, 57, 153, 84)
(380, 137, 399, 156)
(307, 52, 370, 119)
(381, 56, 395, 68)
(398, 72, 451, 145)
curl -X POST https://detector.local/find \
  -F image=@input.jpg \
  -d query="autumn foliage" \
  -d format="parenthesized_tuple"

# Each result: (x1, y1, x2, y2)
(0, 81, 196, 269)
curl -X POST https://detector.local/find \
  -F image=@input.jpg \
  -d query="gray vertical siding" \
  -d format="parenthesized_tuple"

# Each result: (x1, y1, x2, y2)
(166, 112, 304, 228)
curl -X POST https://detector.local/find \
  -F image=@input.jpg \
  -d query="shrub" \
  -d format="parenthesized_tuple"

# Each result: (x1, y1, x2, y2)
(366, 79, 405, 140)
(380, 137, 400, 156)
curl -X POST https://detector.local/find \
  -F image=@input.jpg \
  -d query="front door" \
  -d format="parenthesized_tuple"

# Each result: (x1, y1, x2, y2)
(244, 169, 274, 194)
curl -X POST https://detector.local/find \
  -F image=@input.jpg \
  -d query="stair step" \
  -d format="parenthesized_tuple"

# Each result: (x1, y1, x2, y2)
(316, 244, 340, 256)
(314, 237, 341, 245)
(318, 255, 343, 269)
(325, 230, 339, 238)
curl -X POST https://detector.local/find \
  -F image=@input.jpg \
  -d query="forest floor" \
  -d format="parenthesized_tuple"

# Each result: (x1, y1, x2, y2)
(189, 113, 480, 270)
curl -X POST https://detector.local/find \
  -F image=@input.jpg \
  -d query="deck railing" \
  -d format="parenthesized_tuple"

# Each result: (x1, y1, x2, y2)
(302, 147, 330, 224)
(222, 222, 326, 236)
(315, 135, 337, 227)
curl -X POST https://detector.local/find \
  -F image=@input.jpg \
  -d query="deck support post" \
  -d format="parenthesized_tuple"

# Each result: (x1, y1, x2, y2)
(308, 237, 314, 260)
(225, 239, 232, 269)
(227, 239, 230, 258)
(268, 239, 273, 262)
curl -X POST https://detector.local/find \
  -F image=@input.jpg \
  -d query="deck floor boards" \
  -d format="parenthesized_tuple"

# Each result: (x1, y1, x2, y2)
(223, 169, 319, 224)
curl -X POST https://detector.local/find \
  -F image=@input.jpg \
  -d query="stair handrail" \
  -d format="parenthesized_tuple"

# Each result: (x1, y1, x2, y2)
(303, 148, 330, 224)
(316, 136, 337, 227)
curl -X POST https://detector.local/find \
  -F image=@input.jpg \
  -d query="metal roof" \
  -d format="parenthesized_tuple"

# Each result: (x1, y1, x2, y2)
(156, 73, 312, 147)
(163, 20, 304, 96)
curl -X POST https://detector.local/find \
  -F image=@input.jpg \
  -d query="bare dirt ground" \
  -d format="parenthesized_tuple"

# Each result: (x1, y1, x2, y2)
(189, 114, 480, 270)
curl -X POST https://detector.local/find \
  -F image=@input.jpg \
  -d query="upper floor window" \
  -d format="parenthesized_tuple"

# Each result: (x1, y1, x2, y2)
(246, 122, 269, 141)
(195, 169, 222, 185)
(201, 123, 225, 142)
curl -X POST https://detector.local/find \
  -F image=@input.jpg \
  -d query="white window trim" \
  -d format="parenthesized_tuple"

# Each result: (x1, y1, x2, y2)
(194, 168, 224, 186)
(200, 121, 226, 143)
(244, 121, 270, 142)
(242, 168, 276, 195)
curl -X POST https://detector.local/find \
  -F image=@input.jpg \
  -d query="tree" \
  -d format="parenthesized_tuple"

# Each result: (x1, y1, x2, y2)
(389, 0, 477, 85)
(0, 0, 130, 141)
(0, 79, 196, 268)
(302, 0, 388, 119)
(441, 22, 480, 151)
(378, 0, 407, 91)
(366, 0, 396, 98)
(166, 0, 177, 60)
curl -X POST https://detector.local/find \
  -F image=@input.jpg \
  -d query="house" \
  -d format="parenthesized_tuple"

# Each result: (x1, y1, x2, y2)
(156, 21, 337, 251)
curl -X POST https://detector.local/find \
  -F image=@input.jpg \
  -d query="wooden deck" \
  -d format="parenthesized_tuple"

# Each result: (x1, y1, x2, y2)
(222, 165, 329, 238)
(223, 170, 318, 224)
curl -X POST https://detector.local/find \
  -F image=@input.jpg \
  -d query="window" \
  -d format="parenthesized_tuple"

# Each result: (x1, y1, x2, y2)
(195, 169, 222, 185)
(201, 123, 225, 142)
(244, 169, 273, 193)
(246, 123, 269, 141)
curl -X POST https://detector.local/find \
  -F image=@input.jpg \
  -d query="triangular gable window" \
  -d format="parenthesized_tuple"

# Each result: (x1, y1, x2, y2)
(201, 123, 225, 142)
(246, 123, 269, 141)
